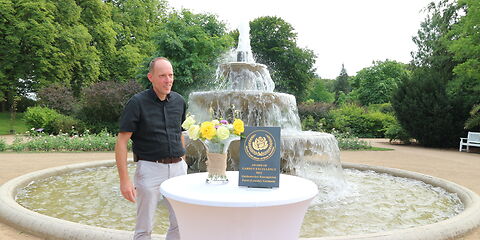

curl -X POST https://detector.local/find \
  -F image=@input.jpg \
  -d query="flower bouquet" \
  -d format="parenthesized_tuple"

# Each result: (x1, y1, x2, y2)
(182, 115, 244, 183)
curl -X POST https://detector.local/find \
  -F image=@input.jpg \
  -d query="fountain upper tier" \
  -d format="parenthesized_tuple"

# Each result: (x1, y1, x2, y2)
(215, 62, 275, 92)
(188, 90, 302, 130)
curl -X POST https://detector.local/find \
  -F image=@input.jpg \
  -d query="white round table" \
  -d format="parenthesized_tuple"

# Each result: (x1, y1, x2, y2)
(160, 171, 318, 240)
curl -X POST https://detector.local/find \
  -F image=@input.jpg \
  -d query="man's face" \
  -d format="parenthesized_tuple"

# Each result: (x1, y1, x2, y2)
(148, 59, 174, 99)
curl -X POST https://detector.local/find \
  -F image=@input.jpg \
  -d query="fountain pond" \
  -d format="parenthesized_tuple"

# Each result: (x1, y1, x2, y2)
(15, 163, 463, 238)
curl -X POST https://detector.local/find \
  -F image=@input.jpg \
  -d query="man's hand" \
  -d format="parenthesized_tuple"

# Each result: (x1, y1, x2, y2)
(120, 179, 136, 203)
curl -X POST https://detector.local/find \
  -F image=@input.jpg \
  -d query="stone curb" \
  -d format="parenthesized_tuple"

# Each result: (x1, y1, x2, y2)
(0, 160, 479, 240)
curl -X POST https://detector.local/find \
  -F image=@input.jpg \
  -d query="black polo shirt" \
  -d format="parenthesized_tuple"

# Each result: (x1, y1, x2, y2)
(119, 88, 186, 160)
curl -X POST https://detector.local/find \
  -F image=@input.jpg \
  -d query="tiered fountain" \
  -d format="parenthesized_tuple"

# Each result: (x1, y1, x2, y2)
(185, 23, 342, 179)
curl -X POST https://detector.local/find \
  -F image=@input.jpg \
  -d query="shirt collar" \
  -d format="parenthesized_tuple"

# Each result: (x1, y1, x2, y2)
(148, 87, 172, 102)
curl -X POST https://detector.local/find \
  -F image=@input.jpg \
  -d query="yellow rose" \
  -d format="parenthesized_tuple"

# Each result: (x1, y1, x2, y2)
(233, 119, 244, 135)
(187, 125, 200, 140)
(182, 115, 196, 130)
(200, 121, 216, 140)
(216, 126, 230, 140)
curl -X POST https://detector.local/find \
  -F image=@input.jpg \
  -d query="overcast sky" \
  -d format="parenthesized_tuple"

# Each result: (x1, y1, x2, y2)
(168, 0, 434, 79)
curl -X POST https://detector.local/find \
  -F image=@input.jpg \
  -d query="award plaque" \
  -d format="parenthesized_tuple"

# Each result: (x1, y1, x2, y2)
(239, 126, 281, 188)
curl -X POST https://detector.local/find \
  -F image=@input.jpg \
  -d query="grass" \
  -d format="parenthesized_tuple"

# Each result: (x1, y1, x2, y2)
(0, 112, 28, 135)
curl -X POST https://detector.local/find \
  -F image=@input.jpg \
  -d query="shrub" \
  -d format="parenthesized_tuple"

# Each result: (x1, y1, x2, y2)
(329, 103, 395, 138)
(0, 138, 6, 151)
(385, 121, 412, 144)
(24, 106, 84, 135)
(80, 80, 143, 133)
(37, 84, 76, 115)
(331, 130, 371, 150)
(392, 68, 466, 147)
(298, 102, 334, 131)
(49, 115, 85, 135)
(9, 130, 127, 152)
(24, 106, 61, 132)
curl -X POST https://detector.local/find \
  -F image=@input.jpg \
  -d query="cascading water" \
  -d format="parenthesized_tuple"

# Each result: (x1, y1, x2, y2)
(185, 22, 344, 181)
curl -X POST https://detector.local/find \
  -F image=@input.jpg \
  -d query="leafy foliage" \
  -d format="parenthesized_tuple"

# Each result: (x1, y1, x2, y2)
(307, 78, 335, 103)
(24, 106, 83, 134)
(392, 68, 465, 147)
(0, 138, 5, 151)
(139, 9, 233, 97)
(465, 104, 480, 130)
(446, 0, 480, 111)
(8, 130, 126, 152)
(250, 16, 317, 102)
(385, 121, 412, 144)
(37, 84, 76, 115)
(353, 60, 410, 105)
(329, 103, 395, 138)
(333, 64, 351, 96)
(79, 80, 143, 133)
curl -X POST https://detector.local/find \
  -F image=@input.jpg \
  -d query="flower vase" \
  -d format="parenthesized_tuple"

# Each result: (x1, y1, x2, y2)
(205, 151, 228, 183)
(202, 137, 238, 184)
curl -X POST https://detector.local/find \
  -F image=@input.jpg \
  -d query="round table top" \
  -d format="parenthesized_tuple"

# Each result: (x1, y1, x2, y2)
(160, 171, 318, 207)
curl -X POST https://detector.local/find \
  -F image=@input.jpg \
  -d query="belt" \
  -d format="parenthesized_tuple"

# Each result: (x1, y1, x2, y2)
(140, 157, 183, 164)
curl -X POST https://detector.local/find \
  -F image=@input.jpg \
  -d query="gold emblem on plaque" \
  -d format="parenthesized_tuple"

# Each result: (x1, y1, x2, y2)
(245, 130, 276, 161)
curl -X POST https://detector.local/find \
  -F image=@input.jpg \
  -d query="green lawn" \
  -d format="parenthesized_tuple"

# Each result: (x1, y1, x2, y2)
(0, 112, 28, 135)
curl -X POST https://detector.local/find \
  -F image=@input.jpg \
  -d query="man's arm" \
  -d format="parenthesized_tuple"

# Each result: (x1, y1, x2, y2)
(115, 131, 136, 203)
(181, 134, 186, 160)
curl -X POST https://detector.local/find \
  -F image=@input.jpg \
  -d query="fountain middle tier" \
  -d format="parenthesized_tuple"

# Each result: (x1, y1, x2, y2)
(185, 129, 343, 179)
(188, 90, 302, 130)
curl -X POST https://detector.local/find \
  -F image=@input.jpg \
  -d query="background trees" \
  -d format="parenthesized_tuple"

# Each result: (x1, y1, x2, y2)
(353, 60, 409, 106)
(141, 9, 233, 98)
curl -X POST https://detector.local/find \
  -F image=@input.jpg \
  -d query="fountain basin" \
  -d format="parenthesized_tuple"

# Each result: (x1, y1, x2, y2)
(1, 160, 479, 240)
(185, 131, 342, 174)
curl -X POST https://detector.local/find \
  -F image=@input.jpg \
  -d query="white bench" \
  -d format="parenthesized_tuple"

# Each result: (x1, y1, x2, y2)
(459, 132, 480, 152)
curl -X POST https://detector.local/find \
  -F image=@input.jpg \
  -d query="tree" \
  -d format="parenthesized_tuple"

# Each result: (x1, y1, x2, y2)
(52, 0, 100, 96)
(392, 68, 464, 147)
(141, 9, 233, 97)
(333, 64, 350, 97)
(446, 0, 480, 108)
(308, 78, 334, 103)
(411, 0, 461, 82)
(108, 0, 168, 82)
(0, 0, 19, 111)
(465, 104, 480, 130)
(354, 60, 409, 106)
(250, 16, 317, 101)
(76, 0, 117, 82)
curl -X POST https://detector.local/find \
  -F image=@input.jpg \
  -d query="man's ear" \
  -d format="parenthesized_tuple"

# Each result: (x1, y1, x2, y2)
(147, 72, 153, 83)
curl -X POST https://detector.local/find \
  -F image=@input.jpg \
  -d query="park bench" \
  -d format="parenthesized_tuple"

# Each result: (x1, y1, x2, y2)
(459, 132, 480, 152)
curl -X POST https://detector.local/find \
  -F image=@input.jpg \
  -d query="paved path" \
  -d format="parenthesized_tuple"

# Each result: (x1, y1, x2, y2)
(0, 139, 478, 240)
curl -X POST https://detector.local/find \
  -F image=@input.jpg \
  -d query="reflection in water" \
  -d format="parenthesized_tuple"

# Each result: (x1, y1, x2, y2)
(16, 164, 463, 238)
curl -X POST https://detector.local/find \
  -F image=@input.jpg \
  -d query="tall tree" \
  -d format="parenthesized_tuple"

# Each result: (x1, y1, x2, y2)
(76, 0, 117, 82)
(446, 0, 480, 108)
(0, 0, 19, 111)
(141, 9, 233, 97)
(52, 0, 100, 96)
(392, 67, 464, 147)
(108, 0, 168, 82)
(411, 0, 461, 82)
(333, 64, 350, 96)
(250, 16, 317, 101)
(354, 60, 409, 106)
